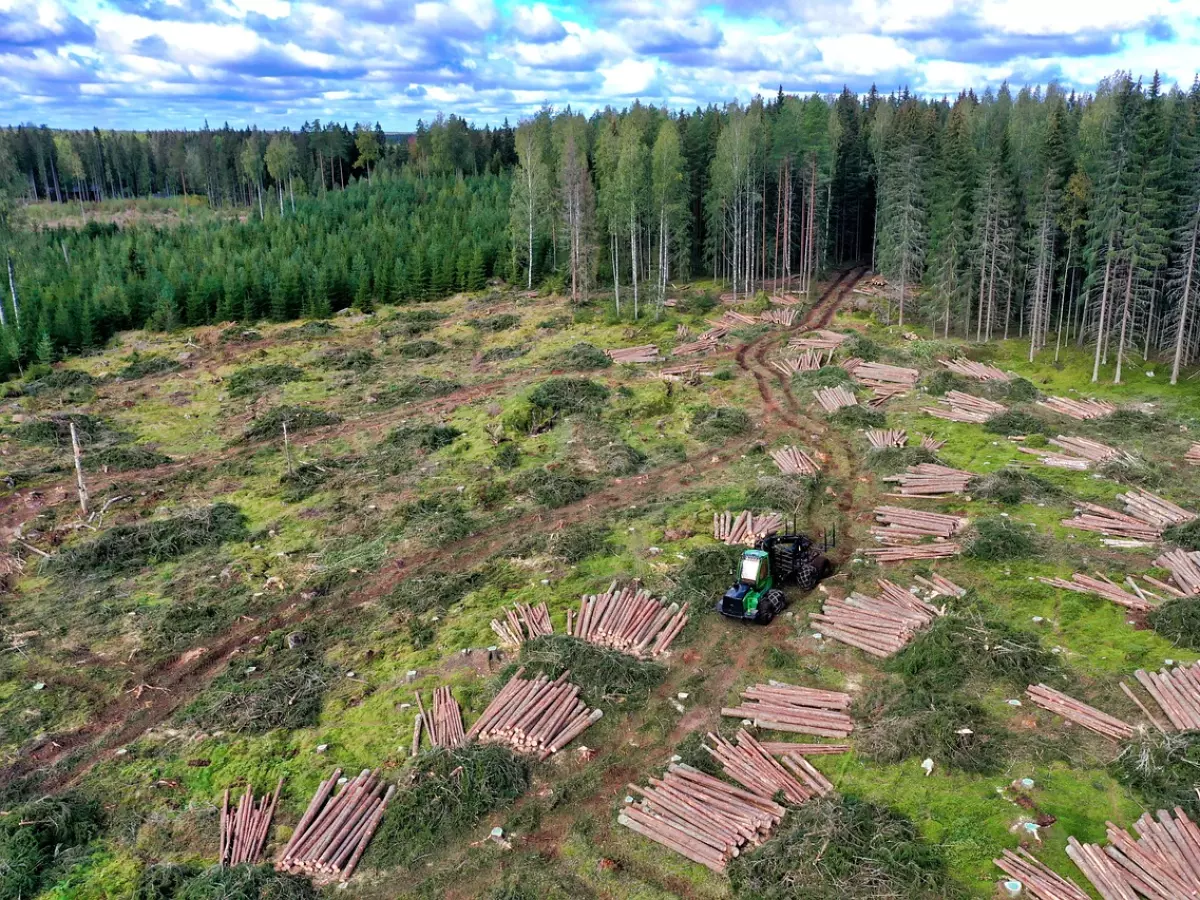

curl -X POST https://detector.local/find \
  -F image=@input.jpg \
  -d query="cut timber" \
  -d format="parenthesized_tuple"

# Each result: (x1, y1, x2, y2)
(721, 681, 854, 737)
(660, 364, 714, 382)
(811, 579, 943, 657)
(705, 729, 833, 804)
(771, 348, 831, 375)
(1020, 435, 1121, 470)
(566, 581, 688, 658)
(789, 329, 849, 351)
(1062, 490, 1195, 541)
(939, 358, 1013, 382)
(994, 848, 1090, 900)
(1025, 684, 1133, 740)
(883, 463, 973, 497)
(1067, 810, 1200, 899)
(866, 429, 907, 449)
(1155, 548, 1200, 595)
(1126, 660, 1200, 731)
(922, 391, 1007, 424)
(912, 573, 967, 598)
(850, 361, 919, 387)
(863, 544, 960, 562)
(1038, 396, 1118, 420)
(1187, 443, 1200, 466)
(871, 505, 968, 542)
(414, 686, 466, 749)
(760, 308, 797, 327)
(770, 445, 821, 475)
(606, 345, 661, 364)
(221, 778, 284, 867)
(920, 434, 947, 451)
(490, 601, 553, 647)
(758, 742, 849, 756)
(867, 384, 909, 407)
(813, 386, 857, 412)
(672, 330, 723, 357)
(1039, 573, 1158, 613)
(714, 510, 784, 546)
(468, 668, 601, 759)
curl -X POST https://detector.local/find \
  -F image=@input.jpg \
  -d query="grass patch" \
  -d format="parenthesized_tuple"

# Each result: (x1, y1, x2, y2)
(1112, 732, 1200, 819)
(242, 405, 341, 441)
(830, 405, 886, 428)
(518, 634, 666, 707)
(968, 468, 1062, 504)
(226, 364, 303, 398)
(132, 864, 318, 900)
(117, 353, 181, 380)
(82, 445, 173, 472)
(0, 794, 103, 900)
(963, 517, 1039, 560)
(395, 340, 447, 359)
(281, 320, 337, 340)
(689, 405, 751, 442)
(515, 467, 593, 508)
(1149, 597, 1200, 650)
(554, 342, 611, 370)
(983, 408, 1046, 436)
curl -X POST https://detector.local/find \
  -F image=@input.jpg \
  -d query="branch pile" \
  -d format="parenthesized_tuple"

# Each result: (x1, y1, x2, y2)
(1039, 573, 1157, 613)
(468, 667, 602, 759)
(870, 505, 968, 543)
(1066, 810, 1200, 899)
(721, 681, 854, 737)
(1126, 661, 1200, 732)
(813, 385, 857, 412)
(761, 308, 797, 326)
(770, 445, 821, 475)
(866, 428, 907, 449)
(1025, 684, 1133, 740)
(883, 463, 973, 496)
(277, 769, 395, 881)
(1155, 548, 1200, 595)
(713, 510, 783, 545)
(810, 580, 943, 657)
(704, 729, 833, 804)
(221, 779, 283, 867)
(1038, 396, 1117, 420)
(490, 602, 553, 647)
(771, 348, 831, 375)
(415, 687, 465, 749)
(1188, 443, 1200, 466)
(939, 358, 1012, 382)
(922, 390, 1007, 423)
(565, 581, 688, 658)
(789, 329, 848, 351)
(850, 361, 919, 387)
(606, 345, 661, 364)
(994, 848, 1090, 900)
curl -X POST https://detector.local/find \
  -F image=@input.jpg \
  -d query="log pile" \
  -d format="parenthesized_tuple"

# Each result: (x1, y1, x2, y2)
(277, 769, 395, 881)
(771, 348, 831, 375)
(1127, 661, 1200, 732)
(913, 573, 967, 598)
(839, 355, 864, 372)
(660, 364, 715, 382)
(1188, 443, 1200, 466)
(758, 742, 850, 756)
(939, 358, 1012, 382)
(866, 429, 907, 449)
(761, 308, 797, 326)
(1039, 573, 1157, 613)
(1025, 684, 1133, 740)
(994, 848, 1090, 900)
(1155, 548, 1200, 595)
(789, 329, 849, 350)
(713, 510, 784, 545)
(565, 582, 688, 658)
(1121, 488, 1196, 530)
(221, 779, 283, 867)
(850, 361, 919, 387)
(870, 505, 968, 543)
(770, 445, 821, 475)
(814, 386, 857, 412)
(1067, 811, 1200, 899)
(721, 682, 854, 737)
(811, 580, 942, 657)
(867, 384, 910, 406)
(864, 543, 961, 562)
(883, 463, 973, 496)
(1038, 396, 1117, 420)
(490, 602, 553, 647)
(704, 729, 833, 804)
(675, 324, 690, 339)
(1062, 490, 1195, 540)
(711, 310, 759, 328)
(672, 328, 725, 357)
(769, 293, 801, 306)
(606, 345, 661, 364)
(468, 667, 602, 759)
(920, 434, 947, 451)
(415, 687, 466, 749)
(620, 763, 785, 872)
(922, 391, 1007, 424)
(1020, 435, 1120, 470)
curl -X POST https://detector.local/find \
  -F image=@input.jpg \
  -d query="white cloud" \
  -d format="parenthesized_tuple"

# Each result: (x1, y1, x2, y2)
(600, 57, 657, 95)
(815, 33, 915, 73)
(978, 0, 1172, 35)
(511, 3, 565, 42)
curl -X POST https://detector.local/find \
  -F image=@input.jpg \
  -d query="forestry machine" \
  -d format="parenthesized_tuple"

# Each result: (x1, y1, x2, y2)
(717, 532, 833, 624)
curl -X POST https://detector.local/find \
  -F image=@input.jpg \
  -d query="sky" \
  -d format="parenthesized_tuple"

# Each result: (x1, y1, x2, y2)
(2, 0, 1198, 130)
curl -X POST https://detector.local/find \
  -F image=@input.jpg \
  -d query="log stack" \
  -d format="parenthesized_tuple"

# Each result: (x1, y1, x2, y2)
(922, 391, 1007, 424)
(761, 308, 798, 326)
(1121, 488, 1196, 530)
(1155, 548, 1200, 595)
(277, 769, 396, 882)
(883, 463, 973, 496)
(994, 848, 1090, 900)
(704, 729, 833, 804)
(620, 763, 785, 872)
(864, 543, 961, 562)
(221, 778, 284, 867)
(771, 348, 830, 375)
(468, 667, 602, 759)
(866, 429, 907, 449)
(714, 510, 784, 545)
(867, 384, 910, 406)
(711, 310, 759, 328)
(415, 687, 465, 749)
(1062, 490, 1195, 540)
(770, 445, 821, 475)
(912, 573, 967, 598)
(490, 602, 553, 647)
(1188, 443, 1200, 466)
(660, 364, 714, 382)
(870, 505, 968, 543)
(850, 361, 919, 388)
(1039, 573, 1157, 612)
(814, 386, 857, 412)
(1025, 684, 1134, 740)
(1020, 435, 1120, 470)
(672, 328, 725, 357)
(566, 582, 689, 658)
(606, 345, 661, 364)
(1067, 811, 1200, 898)
(789, 329, 848, 351)
(920, 434, 947, 451)
(1126, 661, 1200, 732)
(721, 682, 854, 737)
(939, 358, 1013, 382)
(758, 742, 849, 756)
(769, 293, 800, 307)
(1038, 396, 1117, 420)
(811, 580, 943, 657)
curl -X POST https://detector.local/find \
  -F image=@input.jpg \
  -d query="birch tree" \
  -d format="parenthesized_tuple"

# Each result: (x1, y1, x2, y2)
(651, 119, 687, 315)
(509, 118, 550, 290)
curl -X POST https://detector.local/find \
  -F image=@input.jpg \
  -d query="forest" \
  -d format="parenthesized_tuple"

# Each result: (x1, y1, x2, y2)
(1, 71, 1199, 385)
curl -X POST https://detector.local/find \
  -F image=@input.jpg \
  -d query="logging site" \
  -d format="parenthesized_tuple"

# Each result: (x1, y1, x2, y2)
(5, 49, 1200, 900)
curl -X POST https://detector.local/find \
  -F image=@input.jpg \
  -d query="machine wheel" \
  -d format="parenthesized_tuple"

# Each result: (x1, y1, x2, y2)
(794, 560, 820, 592)
(758, 589, 787, 624)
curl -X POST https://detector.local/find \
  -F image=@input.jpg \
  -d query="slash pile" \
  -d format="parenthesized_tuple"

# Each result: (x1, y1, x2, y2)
(1038, 396, 1117, 420)
(771, 348, 831, 374)
(1020, 435, 1121, 469)
(415, 687, 465, 749)
(468, 667, 602, 759)
(1024, 684, 1133, 740)
(1155, 548, 1200, 595)
(866, 428, 907, 449)
(850, 361, 919, 387)
(870, 505, 968, 544)
(704, 730, 834, 804)
(1067, 810, 1200, 898)
(713, 510, 783, 545)
(721, 681, 854, 736)
(770, 445, 821, 475)
(1062, 490, 1196, 540)
(565, 581, 688, 658)
(490, 602, 553, 647)
(221, 778, 283, 867)
(811, 580, 943, 657)
(1126, 661, 1200, 732)
(1188, 442, 1200, 466)
(1039, 573, 1157, 612)
(790, 329, 848, 351)
(277, 769, 396, 881)
(939, 358, 1012, 382)
(922, 391, 1007, 424)
(606, 345, 661, 363)
(994, 848, 1090, 900)
(883, 463, 974, 496)
(813, 385, 857, 412)
(760, 308, 797, 326)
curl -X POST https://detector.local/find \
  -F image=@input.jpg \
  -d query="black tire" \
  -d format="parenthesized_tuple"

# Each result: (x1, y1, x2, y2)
(794, 561, 820, 592)
(758, 588, 787, 624)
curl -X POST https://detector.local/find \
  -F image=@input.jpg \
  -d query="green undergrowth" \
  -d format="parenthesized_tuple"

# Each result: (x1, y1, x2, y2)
(665, 544, 742, 609)
(1165, 519, 1200, 551)
(967, 468, 1062, 504)
(395, 339, 447, 358)
(554, 342, 611, 370)
(226, 364, 303, 398)
(131, 863, 318, 900)
(1148, 596, 1200, 649)
(983, 408, 1048, 436)
(962, 517, 1040, 561)
(0, 793, 103, 900)
(118, 353, 182, 380)
(25, 368, 97, 394)
(791, 365, 852, 389)
(830, 405, 886, 428)
(242, 405, 341, 441)
(689, 405, 750, 442)
(515, 466, 593, 508)
(865, 445, 938, 475)
(82, 445, 173, 472)
(518, 635, 666, 707)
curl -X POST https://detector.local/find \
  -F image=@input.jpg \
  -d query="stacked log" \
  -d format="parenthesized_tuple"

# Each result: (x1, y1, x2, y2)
(883, 463, 973, 496)
(1155, 548, 1200, 595)
(770, 445, 821, 475)
(221, 778, 284, 867)
(468, 667, 602, 759)
(922, 391, 1007, 424)
(620, 763, 785, 872)
(1127, 661, 1200, 732)
(1038, 396, 1117, 420)
(867, 384, 909, 406)
(920, 434, 947, 451)
(994, 848, 1090, 900)
(660, 364, 714, 382)
(415, 687, 465, 749)
(759, 742, 849, 755)
(704, 730, 833, 804)
(939, 358, 1012, 382)
(721, 682, 854, 737)
(851, 361, 919, 387)
(814, 386, 857, 412)
(870, 505, 967, 543)
(566, 581, 689, 658)
(1061, 502, 1165, 541)
(1067, 811, 1200, 899)
(811, 580, 942, 657)
(713, 510, 784, 545)
(864, 544, 961, 562)
(913, 573, 967, 597)
(771, 348, 830, 375)
(490, 602, 553, 647)
(839, 356, 864, 372)
(867, 429, 907, 449)
(789, 329, 848, 350)
(1025, 684, 1133, 740)
(1121, 488, 1196, 530)
(761, 308, 797, 326)
(711, 310, 759, 328)
(769, 293, 801, 306)
(673, 328, 725, 356)
(277, 769, 396, 881)
(1188, 443, 1200, 466)
(1020, 435, 1121, 470)
(1039, 573, 1157, 612)
(607, 345, 661, 363)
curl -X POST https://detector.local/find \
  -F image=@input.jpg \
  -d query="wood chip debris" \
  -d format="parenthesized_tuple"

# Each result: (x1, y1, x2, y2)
(813, 385, 857, 412)
(770, 445, 821, 475)
(1038, 396, 1118, 420)
(566, 581, 688, 658)
(810, 579, 943, 657)
(606, 345, 661, 364)
(467, 667, 602, 760)
(490, 602, 553, 647)
(883, 463, 973, 496)
(939, 358, 1013, 382)
(713, 510, 784, 545)
(1067, 809, 1200, 899)
(221, 778, 284, 868)
(922, 391, 1006, 424)
(1024, 684, 1134, 740)
(866, 428, 907, 449)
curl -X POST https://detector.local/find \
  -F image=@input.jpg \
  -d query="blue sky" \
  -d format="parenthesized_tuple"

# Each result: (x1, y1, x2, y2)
(2, 0, 1198, 129)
